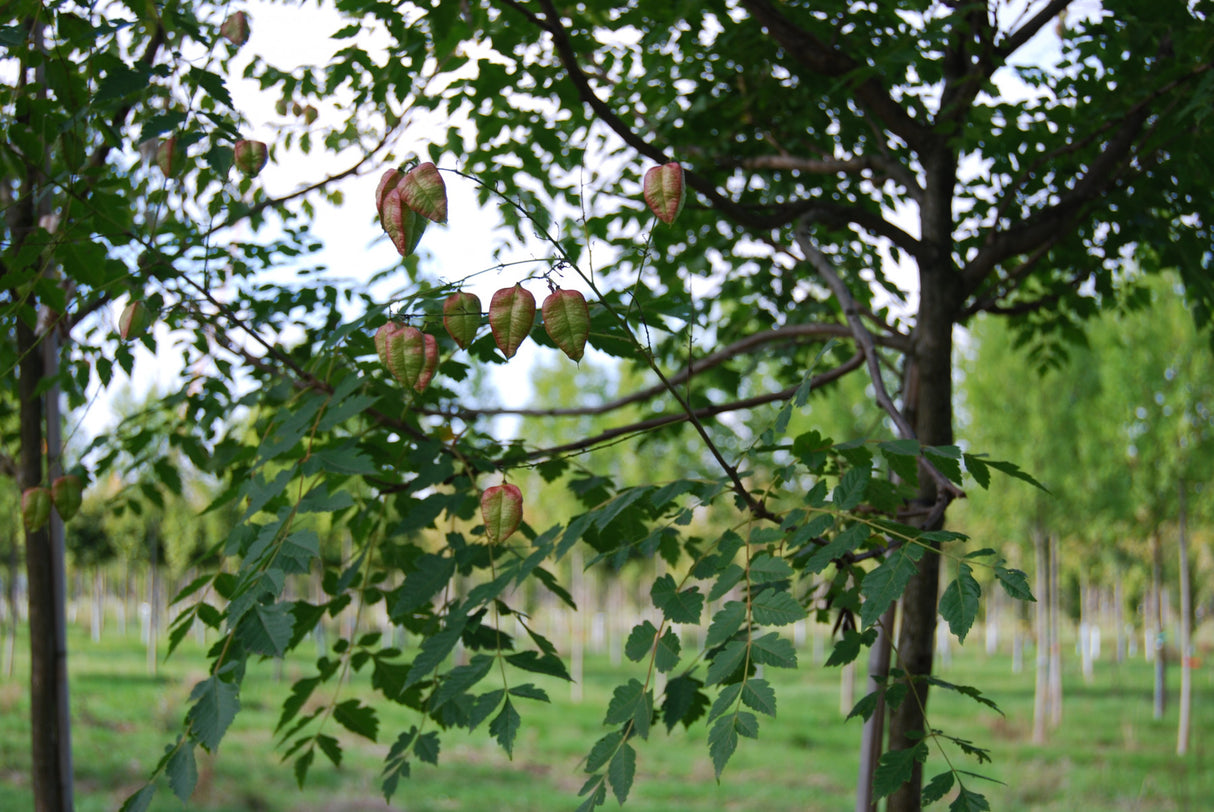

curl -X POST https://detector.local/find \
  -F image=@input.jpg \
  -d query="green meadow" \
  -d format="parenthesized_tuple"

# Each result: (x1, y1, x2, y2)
(1, 625, 1210, 811)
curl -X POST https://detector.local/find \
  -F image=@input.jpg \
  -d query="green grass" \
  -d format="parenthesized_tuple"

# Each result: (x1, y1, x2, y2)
(1, 624, 1211, 810)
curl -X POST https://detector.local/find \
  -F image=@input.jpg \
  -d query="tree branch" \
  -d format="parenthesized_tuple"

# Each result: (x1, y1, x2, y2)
(421, 323, 906, 421)
(738, 0, 935, 154)
(519, 352, 865, 462)
(995, 0, 1074, 61)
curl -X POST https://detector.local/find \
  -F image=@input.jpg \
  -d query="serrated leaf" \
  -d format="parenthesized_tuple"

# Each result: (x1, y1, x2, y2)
(166, 743, 197, 802)
(939, 563, 981, 642)
(470, 689, 505, 729)
(748, 553, 793, 584)
(751, 590, 806, 626)
(741, 678, 777, 717)
(833, 466, 871, 510)
(585, 730, 623, 772)
(708, 683, 742, 723)
(505, 649, 573, 681)
(860, 544, 924, 629)
(415, 731, 440, 765)
(293, 748, 314, 788)
(624, 620, 658, 662)
(575, 780, 607, 812)
(707, 563, 745, 601)
(750, 632, 797, 668)
(509, 683, 550, 702)
(707, 715, 739, 779)
(333, 699, 378, 742)
(923, 770, 956, 805)
(650, 574, 704, 623)
(950, 786, 991, 812)
(488, 284, 536, 358)
(874, 742, 929, 799)
(662, 674, 709, 731)
(390, 553, 456, 619)
(654, 628, 681, 672)
(186, 677, 239, 752)
(431, 654, 495, 710)
(826, 627, 879, 667)
(705, 639, 749, 686)
(234, 601, 293, 656)
(608, 742, 636, 804)
(994, 566, 1035, 601)
(119, 785, 156, 812)
(490, 698, 521, 756)
(801, 522, 870, 573)
(603, 678, 651, 738)
(316, 733, 343, 766)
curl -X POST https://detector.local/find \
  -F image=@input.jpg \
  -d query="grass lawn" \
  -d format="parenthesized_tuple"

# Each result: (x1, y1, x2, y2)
(1, 623, 1211, 810)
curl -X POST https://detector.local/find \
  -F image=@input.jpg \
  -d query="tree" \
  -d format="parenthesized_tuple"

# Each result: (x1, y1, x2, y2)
(3, 3, 1212, 812)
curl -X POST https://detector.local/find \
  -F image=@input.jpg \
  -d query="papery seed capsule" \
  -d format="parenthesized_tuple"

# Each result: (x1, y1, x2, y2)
(234, 139, 268, 177)
(119, 300, 154, 340)
(51, 475, 83, 521)
(156, 137, 179, 178)
(380, 190, 428, 257)
(542, 289, 590, 362)
(398, 162, 448, 224)
(442, 291, 481, 349)
(220, 11, 251, 46)
(481, 483, 523, 543)
(384, 325, 428, 390)
(643, 162, 686, 224)
(21, 487, 52, 531)
(414, 332, 439, 393)
(488, 284, 536, 359)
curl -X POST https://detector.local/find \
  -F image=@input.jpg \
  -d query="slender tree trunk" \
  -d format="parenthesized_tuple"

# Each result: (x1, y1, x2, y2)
(1048, 534, 1062, 729)
(1152, 530, 1166, 720)
(1177, 482, 1191, 755)
(1115, 569, 1125, 666)
(1079, 575, 1093, 684)
(855, 606, 894, 812)
(1032, 526, 1050, 744)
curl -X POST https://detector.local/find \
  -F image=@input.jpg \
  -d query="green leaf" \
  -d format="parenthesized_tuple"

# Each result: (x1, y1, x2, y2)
(316, 734, 343, 766)
(650, 574, 704, 623)
(751, 590, 806, 626)
(166, 742, 197, 802)
(654, 627, 682, 673)
(994, 566, 1035, 601)
(950, 786, 991, 812)
(333, 699, 379, 742)
(705, 639, 749, 686)
(509, 683, 550, 703)
(874, 742, 929, 799)
(608, 741, 636, 804)
(490, 698, 521, 756)
(826, 627, 879, 667)
(708, 683, 742, 723)
(603, 678, 652, 738)
(585, 730, 623, 772)
(939, 563, 981, 643)
(860, 544, 925, 629)
(833, 466, 871, 510)
(505, 650, 572, 681)
(186, 676, 240, 752)
(662, 674, 709, 731)
(801, 522, 870, 573)
(234, 601, 293, 657)
(741, 678, 777, 717)
(706, 601, 747, 648)
(748, 553, 793, 583)
(707, 563, 745, 601)
(293, 749, 314, 788)
(923, 771, 956, 805)
(415, 731, 441, 765)
(750, 632, 797, 669)
(707, 712, 758, 779)
(405, 609, 468, 688)
(624, 620, 658, 662)
(119, 785, 156, 812)
(431, 654, 495, 710)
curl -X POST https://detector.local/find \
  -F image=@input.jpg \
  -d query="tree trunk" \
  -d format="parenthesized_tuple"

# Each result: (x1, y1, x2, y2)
(1152, 530, 1166, 720)
(855, 606, 894, 812)
(886, 244, 960, 812)
(1177, 482, 1191, 755)
(1048, 534, 1062, 729)
(1032, 526, 1050, 744)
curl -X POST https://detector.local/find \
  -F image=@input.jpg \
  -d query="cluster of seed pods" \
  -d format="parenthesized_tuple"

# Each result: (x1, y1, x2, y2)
(373, 161, 685, 542)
